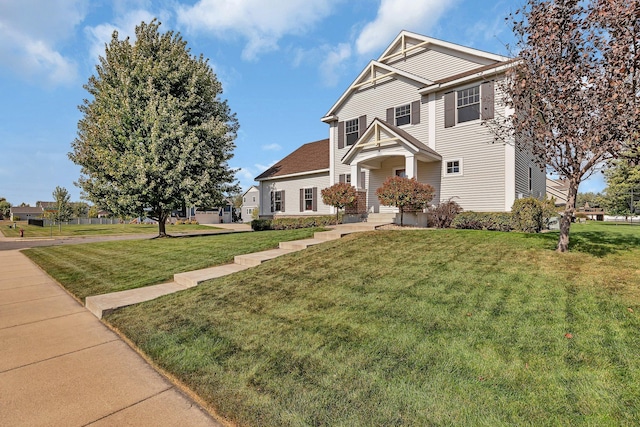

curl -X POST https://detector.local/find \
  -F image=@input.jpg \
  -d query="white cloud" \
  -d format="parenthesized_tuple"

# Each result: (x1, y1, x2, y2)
(0, 0, 86, 86)
(320, 43, 352, 87)
(176, 0, 337, 60)
(261, 143, 282, 151)
(85, 9, 160, 63)
(255, 161, 277, 172)
(355, 0, 457, 56)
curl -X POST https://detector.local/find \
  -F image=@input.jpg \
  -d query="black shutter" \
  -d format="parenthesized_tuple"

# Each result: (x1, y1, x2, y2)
(300, 188, 304, 212)
(444, 91, 455, 128)
(281, 190, 285, 212)
(312, 187, 318, 212)
(359, 115, 367, 137)
(481, 81, 494, 120)
(386, 107, 394, 124)
(339, 174, 345, 183)
(270, 191, 274, 212)
(411, 100, 420, 125)
(338, 121, 345, 149)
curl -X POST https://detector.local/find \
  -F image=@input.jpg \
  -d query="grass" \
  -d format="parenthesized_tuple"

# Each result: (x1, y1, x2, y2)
(1, 220, 216, 237)
(23, 228, 323, 300)
(27, 222, 640, 425)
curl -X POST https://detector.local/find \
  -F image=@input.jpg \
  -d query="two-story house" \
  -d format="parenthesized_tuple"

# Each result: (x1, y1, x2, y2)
(256, 31, 546, 219)
(241, 185, 260, 221)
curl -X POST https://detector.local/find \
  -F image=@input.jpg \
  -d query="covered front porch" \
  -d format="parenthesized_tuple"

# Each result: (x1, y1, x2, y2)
(342, 118, 442, 214)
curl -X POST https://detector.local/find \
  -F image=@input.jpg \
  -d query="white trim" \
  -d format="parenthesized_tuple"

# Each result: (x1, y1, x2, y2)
(444, 158, 463, 177)
(504, 102, 516, 210)
(419, 62, 515, 96)
(256, 168, 330, 182)
(378, 30, 510, 65)
(393, 167, 408, 178)
(428, 93, 436, 150)
(323, 61, 433, 119)
(391, 102, 412, 128)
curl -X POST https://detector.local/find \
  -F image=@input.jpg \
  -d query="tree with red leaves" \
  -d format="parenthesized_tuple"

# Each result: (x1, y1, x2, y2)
(490, 0, 640, 252)
(321, 182, 357, 223)
(376, 176, 435, 226)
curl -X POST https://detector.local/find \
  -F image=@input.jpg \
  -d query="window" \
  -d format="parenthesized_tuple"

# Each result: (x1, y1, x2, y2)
(252, 196, 256, 203)
(271, 190, 283, 212)
(457, 85, 480, 123)
(247, 208, 253, 215)
(395, 104, 411, 126)
(395, 168, 407, 178)
(445, 160, 462, 176)
(345, 118, 359, 145)
(304, 188, 313, 211)
(346, 174, 351, 184)
(243, 197, 246, 203)
(528, 167, 533, 192)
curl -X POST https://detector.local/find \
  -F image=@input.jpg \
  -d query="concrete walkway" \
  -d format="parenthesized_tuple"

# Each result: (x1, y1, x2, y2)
(0, 250, 222, 426)
(86, 222, 384, 318)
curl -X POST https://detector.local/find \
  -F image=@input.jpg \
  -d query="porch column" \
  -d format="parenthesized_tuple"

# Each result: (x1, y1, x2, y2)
(351, 163, 361, 189)
(405, 155, 417, 179)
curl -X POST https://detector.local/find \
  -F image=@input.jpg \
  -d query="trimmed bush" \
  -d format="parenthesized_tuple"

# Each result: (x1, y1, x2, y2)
(428, 199, 463, 228)
(251, 219, 273, 231)
(271, 216, 337, 230)
(452, 212, 513, 231)
(511, 197, 544, 233)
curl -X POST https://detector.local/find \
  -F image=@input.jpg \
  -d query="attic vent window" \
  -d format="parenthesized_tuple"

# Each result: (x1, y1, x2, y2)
(457, 85, 480, 123)
(395, 104, 411, 126)
(345, 119, 359, 145)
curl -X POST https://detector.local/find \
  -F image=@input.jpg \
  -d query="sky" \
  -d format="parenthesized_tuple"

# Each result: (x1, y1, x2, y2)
(0, 0, 606, 206)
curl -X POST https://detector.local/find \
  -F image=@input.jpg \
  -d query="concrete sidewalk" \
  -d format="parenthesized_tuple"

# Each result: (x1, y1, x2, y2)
(0, 250, 222, 426)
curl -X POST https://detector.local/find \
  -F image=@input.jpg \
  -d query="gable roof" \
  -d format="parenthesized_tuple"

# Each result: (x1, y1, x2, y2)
(9, 206, 44, 214)
(322, 31, 511, 122)
(242, 185, 259, 197)
(255, 139, 329, 181)
(342, 118, 441, 164)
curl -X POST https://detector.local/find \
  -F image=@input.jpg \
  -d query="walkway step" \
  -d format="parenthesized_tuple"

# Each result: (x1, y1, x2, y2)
(279, 238, 325, 250)
(234, 248, 297, 267)
(174, 264, 250, 288)
(86, 282, 188, 319)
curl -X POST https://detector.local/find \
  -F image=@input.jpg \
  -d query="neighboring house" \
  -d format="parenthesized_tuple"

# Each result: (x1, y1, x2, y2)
(241, 186, 260, 221)
(546, 178, 569, 207)
(194, 199, 234, 224)
(9, 206, 44, 221)
(256, 31, 546, 218)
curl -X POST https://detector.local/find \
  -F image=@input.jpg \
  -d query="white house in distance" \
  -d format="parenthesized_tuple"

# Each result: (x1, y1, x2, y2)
(241, 185, 260, 221)
(256, 31, 546, 219)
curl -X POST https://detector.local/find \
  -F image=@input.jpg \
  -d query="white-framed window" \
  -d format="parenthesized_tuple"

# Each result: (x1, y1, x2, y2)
(271, 190, 283, 212)
(394, 168, 407, 178)
(304, 188, 313, 211)
(346, 174, 351, 184)
(445, 159, 462, 176)
(345, 118, 359, 145)
(247, 208, 253, 215)
(243, 197, 246, 203)
(252, 196, 256, 203)
(395, 104, 411, 126)
(457, 85, 480, 123)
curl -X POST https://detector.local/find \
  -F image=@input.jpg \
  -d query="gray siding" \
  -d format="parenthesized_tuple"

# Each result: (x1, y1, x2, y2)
(434, 88, 507, 212)
(259, 172, 331, 216)
(386, 46, 496, 82)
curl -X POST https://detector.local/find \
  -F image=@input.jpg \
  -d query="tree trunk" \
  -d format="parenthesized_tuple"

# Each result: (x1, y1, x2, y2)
(157, 209, 168, 237)
(557, 179, 579, 252)
(399, 207, 404, 226)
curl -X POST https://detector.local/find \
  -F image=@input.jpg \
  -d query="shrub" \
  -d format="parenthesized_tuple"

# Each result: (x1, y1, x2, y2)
(452, 212, 513, 231)
(271, 216, 337, 230)
(376, 177, 435, 226)
(251, 219, 273, 231)
(321, 183, 357, 223)
(428, 199, 462, 228)
(511, 197, 544, 233)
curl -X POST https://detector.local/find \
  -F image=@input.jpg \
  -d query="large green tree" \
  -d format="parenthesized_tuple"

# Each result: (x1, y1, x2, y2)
(603, 154, 640, 217)
(70, 20, 239, 236)
(0, 197, 11, 220)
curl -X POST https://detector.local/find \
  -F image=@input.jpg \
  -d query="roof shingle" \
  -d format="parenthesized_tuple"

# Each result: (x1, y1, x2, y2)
(255, 139, 329, 180)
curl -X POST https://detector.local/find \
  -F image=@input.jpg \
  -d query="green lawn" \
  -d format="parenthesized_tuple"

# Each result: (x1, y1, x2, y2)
(28, 222, 640, 425)
(23, 228, 323, 300)
(1, 221, 215, 237)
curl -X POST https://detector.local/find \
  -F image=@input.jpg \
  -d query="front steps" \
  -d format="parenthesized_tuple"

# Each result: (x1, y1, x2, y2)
(86, 221, 392, 318)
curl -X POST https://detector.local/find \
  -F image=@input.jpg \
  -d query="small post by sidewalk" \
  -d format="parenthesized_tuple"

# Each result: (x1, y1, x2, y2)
(20, 228, 24, 238)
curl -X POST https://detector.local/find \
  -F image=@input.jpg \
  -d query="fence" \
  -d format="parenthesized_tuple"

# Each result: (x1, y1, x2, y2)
(37, 217, 122, 226)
